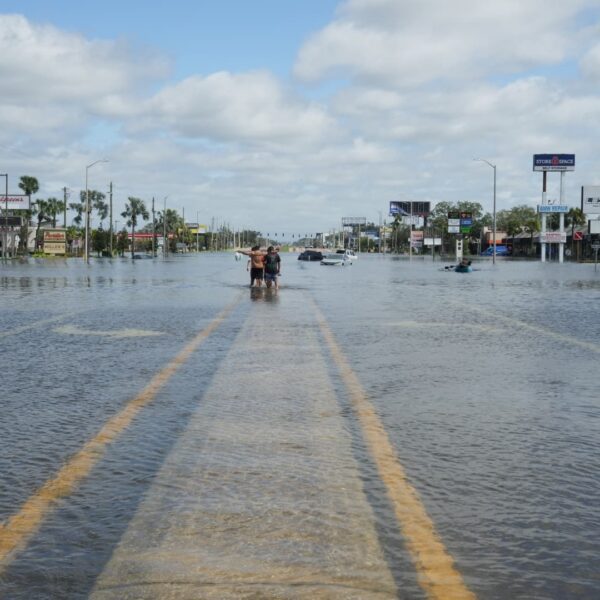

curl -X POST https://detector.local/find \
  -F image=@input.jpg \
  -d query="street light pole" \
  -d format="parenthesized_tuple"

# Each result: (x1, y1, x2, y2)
(84, 159, 108, 263)
(1, 174, 7, 262)
(474, 158, 497, 265)
(163, 196, 168, 258)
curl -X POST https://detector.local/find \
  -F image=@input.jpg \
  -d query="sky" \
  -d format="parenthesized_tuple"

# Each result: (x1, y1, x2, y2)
(1, 0, 600, 235)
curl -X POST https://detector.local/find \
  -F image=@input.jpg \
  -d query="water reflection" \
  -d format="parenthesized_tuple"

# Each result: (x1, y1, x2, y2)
(249, 286, 280, 302)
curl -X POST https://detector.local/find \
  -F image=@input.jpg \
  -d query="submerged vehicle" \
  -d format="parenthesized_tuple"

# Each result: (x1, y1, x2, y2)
(321, 253, 352, 266)
(336, 249, 358, 260)
(298, 250, 323, 261)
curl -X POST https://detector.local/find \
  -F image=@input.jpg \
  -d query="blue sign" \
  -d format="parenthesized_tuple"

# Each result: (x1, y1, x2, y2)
(533, 154, 575, 172)
(538, 205, 569, 213)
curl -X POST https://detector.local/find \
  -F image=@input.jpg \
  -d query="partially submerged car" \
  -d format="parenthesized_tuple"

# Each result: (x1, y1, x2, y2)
(298, 250, 323, 261)
(321, 253, 352, 266)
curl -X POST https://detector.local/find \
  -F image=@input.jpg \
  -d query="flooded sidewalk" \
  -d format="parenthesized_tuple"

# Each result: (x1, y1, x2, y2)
(91, 292, 398, 599)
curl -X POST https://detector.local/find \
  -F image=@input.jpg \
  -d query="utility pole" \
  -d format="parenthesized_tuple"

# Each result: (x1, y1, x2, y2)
(151, 197, 156, 257)
(109, 182, 113, 256)
(63, 187, 68, 228)
(163, 197, 167, 258)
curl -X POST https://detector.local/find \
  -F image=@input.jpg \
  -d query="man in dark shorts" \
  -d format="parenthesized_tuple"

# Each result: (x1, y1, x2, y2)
(240, 245, 265, 287)
(263, 246, 281, 289)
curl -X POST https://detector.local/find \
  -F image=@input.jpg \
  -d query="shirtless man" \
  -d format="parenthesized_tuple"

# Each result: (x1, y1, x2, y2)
(239, 245, 265, 287)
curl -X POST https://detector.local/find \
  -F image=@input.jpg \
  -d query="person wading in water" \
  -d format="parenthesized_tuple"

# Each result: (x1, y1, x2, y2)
(263, 246, 281, 289)
(239, 245, 266, 287)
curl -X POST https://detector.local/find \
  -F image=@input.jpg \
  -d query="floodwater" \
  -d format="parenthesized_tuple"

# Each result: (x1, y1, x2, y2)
(0, 253, 599, 599)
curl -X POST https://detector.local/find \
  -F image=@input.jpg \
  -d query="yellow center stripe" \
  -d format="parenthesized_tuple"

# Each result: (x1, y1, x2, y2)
(0, 296, 241, 569)
(313, 303, 476, 600)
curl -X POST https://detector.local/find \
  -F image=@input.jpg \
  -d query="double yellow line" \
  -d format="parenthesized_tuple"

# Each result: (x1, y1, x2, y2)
(0, 296, 241, 569)
(2, 294, 476, 599)
(313, 301, 476, 600)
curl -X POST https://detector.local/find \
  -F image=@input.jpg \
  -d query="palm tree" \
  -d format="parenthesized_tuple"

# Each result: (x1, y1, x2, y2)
(45, 197, 66, 228)
(122, 197, 149, 258)
(523, 215, 540, 256)
(33, 199, 50, 250)
(18, 175, 39, 197)
(17, 176, 39, 254)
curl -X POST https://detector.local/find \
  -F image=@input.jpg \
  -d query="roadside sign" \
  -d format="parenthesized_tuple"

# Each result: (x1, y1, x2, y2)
(591, 243, 600, 250)
(533, 154, 575, 171)
(0, 216, 22, 227)
(573, 231, 583, 241)
(538, 205, 569, 213)
(448, 211, 473, 234)
(542, 232, 566, 243)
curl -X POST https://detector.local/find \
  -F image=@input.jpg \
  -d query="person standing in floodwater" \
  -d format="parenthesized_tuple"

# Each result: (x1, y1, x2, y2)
(263, 246, 281, 289)
(240, 245, 265, 287)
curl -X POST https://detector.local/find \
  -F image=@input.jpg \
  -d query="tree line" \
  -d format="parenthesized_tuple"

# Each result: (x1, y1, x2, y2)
(12, 175, 263, 257)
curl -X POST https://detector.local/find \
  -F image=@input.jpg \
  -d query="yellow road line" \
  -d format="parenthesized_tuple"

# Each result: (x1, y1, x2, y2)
(313, 302, 476, 600)
(0, 296, 241, 570)
(450, 301, 600, 354)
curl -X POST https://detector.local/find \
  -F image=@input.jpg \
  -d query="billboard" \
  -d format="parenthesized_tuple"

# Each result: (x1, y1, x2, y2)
(448, 211, 473, 234)
(0, 194, 31, 211)
(533, 154, 575, 171)
(342, 217, 367, 226)
(582, 186, 600, 215)
(389, 201, 430, 217)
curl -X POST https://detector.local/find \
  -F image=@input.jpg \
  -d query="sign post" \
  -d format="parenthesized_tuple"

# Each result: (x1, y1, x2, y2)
(534, 154, 574, 263)
(592, 242, 600, 272)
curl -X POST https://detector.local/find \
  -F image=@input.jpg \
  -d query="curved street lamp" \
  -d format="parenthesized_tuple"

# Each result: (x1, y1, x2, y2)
(84, 159, 108, 263)
(474, 158, 497, 265)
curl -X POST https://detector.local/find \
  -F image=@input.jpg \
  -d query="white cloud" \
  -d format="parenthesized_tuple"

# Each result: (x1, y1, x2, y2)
(295, 0, 590, 86)
(142, 71, 337, 145)
(581, 41, 600, 80)
(0, 15, 167, 102)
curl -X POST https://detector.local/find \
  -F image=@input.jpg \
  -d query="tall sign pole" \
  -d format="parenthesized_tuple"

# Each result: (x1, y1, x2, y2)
(534, 154, 574, 263)
(541, 171, 547, 263)
(109, 182, 113, 256)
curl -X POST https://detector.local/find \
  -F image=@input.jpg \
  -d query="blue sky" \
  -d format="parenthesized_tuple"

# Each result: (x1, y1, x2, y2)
(1, 1, 600, 233)
(0, 1, 340, 79)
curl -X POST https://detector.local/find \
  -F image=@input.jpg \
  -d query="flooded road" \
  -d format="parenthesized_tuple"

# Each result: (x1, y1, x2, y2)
(1, 253, 599, 599)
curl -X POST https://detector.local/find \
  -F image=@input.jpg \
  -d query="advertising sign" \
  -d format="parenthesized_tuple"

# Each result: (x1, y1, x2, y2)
(0, 216, 22, 227)
(538, 205, 569, 213)
(448, 211, 473, 234)
(389, 201, 430, 217)
(43, 229, 66, 255)
(582, 186, 600, 215)
(541, 232, 567, 243)
(533, 154, 575, 171)
(589, 220, 600, 235)
(0, 195, 31, 211)
(342, 217, 367, 226)
(410, 230, 423, 248)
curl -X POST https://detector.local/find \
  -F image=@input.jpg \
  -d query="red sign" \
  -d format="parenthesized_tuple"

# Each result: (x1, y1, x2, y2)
(573, 231, 583, 241)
